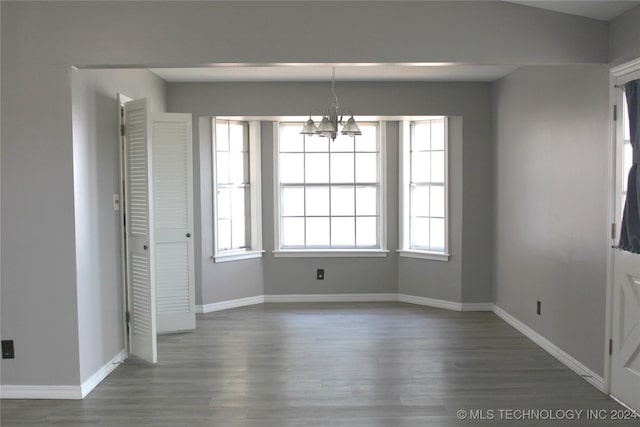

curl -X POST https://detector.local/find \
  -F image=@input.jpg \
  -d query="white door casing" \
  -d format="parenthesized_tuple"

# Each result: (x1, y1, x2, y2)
(123, 98, 157, 364)
(151, 113, 196, 333)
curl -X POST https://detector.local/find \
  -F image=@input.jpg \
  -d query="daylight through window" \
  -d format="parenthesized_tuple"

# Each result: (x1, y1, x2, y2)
(277, 122, 383, 250)
(400, 118, 449, 258)
(213, 119, 263, 261)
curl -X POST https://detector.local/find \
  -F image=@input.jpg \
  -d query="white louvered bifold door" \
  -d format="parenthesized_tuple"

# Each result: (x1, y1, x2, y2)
(151, 113, 195, 333)
(123, 98, 157, 363)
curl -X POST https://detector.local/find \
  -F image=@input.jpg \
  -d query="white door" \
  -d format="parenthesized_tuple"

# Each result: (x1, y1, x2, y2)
(151, 113, 196, 333)
(611, 249, 640, 411)
(610, 71, 640, 412)
(123, 98, 157, 363)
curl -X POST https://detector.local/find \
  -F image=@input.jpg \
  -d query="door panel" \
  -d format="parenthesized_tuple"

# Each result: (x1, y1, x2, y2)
(151, 113, 195, 333)
(124, 98, 157, 363)
(611, 250, 640, 411)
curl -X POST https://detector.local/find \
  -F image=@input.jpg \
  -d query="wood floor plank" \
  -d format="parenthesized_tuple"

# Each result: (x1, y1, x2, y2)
(2, 302, 638, 426)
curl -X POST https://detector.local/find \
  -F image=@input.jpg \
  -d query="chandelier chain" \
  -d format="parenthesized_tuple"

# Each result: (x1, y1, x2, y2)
(331, 66, 338, 111)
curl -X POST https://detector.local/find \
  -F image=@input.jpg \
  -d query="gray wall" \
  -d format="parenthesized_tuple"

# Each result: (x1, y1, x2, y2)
(167, 82, 493, 299)
(492, 65, 610, 375)
(0, 1, 607, 66)
(71, 69, 166, 382)
(1, 63, 81, 386)
(609, 5, 640, 66)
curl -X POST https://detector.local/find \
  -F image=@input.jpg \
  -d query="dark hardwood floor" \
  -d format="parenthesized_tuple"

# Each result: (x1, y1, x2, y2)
(1, 302, 637, 426)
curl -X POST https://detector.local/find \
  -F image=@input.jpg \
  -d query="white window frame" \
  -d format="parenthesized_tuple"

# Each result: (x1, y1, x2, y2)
(398, 118, 450, 261)
(212, 118, 263, 263)
(273, 120, 388, 258)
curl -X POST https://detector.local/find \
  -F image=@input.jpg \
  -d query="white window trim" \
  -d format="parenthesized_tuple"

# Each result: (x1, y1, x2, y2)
(273, 120, 387, 254)
(613, 68, 640, 237)
(397, 249, 449, 261)
(212, 250, 265, 263)
(212, 119, 263, 263)
(398, 118, 450, 261)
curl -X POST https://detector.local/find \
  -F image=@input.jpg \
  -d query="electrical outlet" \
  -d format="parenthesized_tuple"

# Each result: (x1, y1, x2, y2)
(317, 269, 325, 280)
(536, 301, 541, 315)
(2, 340, 15, 359)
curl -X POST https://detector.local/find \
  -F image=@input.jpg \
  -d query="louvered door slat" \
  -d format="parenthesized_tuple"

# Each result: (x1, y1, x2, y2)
(151, 114, 195, 333)
(153, 121, 189, 229)
(156, 243, 190, 313)
(126, 109, 149, 236)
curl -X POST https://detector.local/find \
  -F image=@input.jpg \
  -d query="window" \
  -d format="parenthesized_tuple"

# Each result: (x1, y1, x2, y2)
(399, 118, 449, 260)
(621, 91, 632, 221)
(274, 121, 386, 256)
(615, 85, 636, 241)
(212, 119, 262, 262)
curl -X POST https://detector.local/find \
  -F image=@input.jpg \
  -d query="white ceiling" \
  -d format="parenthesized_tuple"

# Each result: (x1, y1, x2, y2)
(150, 64, 519, 83)
(507, 1, 640, 21)
(138, 0, 640, 21)
(149, 1, 639, 83)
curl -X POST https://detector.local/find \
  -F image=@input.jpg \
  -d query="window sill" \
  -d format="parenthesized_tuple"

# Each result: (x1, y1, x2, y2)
(273, 250, 389, 258)
(212, 250, 264, 263)
(398, 249, 450, 262)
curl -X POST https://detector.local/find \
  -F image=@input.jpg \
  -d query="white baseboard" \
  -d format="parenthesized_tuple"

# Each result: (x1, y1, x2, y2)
(197, 293, 490, 309)
(197, 294, 397, 312)
(197, 295, 265, 314)
(81, 349, 127, 398)
(462, 302, 494, 311)
(398, 293, 463, 311)
(492, 305, 605, 392)
(1, 350, 127, 400)
(0, 384, 83, 399)
(264, 293, 397, 303)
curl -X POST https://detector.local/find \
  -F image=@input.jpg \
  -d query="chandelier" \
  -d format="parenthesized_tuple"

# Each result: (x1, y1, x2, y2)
(300, 66, 361, 141)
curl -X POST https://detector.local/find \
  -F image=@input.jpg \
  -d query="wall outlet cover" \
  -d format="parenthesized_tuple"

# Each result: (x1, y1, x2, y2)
(2, 340, 15, 359)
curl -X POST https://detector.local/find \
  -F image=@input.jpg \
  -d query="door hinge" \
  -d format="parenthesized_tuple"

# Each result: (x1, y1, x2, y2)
(609, 339, 613, 355)
(125, 311, 130, 323)
(613, 104, 617, 121)
(120, 124, 126, 137)
(611, 223, 617, 240)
